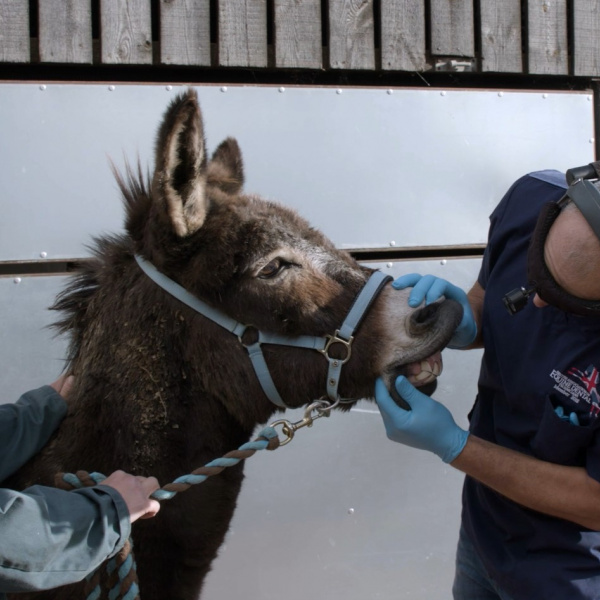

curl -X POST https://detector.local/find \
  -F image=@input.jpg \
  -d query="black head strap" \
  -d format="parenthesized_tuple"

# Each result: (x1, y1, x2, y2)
(565, 179, 600, 241)
(527, 201, 600, 317)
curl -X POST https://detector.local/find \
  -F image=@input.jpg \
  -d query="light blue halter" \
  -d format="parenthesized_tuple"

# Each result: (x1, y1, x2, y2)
(134, 254, 391, 409)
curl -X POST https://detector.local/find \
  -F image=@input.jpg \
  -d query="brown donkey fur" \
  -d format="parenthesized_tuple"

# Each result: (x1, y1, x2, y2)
(6, 89, 462, 600)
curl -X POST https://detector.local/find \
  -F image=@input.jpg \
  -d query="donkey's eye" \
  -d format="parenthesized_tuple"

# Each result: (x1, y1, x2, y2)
(258, 258, 291, 279)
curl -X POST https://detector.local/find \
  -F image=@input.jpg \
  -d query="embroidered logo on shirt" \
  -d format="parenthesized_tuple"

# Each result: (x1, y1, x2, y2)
(550, 364, 600, 418)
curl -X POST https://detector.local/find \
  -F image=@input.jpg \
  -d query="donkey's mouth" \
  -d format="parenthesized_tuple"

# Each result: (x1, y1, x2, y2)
(381, 297, 462, 407)
(404, 351, 442, 387)
(386, 351, 442, 406)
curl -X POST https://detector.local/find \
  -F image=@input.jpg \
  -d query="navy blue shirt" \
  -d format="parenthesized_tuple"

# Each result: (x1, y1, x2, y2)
(463, 171, 600, 599)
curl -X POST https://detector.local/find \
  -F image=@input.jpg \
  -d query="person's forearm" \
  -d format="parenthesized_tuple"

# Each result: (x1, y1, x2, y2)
(464, 282, 485, 349)
(0, 386, 67, 482)
(0, 485, 130, 592)
(452, 435, 600, 530)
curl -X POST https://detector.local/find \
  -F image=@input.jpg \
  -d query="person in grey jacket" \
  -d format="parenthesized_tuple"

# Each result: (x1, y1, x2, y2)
(0, 374, 161, 597)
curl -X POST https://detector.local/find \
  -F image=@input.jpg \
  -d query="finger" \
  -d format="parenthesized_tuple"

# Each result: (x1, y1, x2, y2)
(391, 273, 422, 291)
(375, 378, 410, 414)
(51, 374, 75, 397)
(408, 274, 436, 307)
(393, 376, 420, 408)
(141, 476, 160, 495)
(445, 282, 463, 302)
(60, 375, 75, 398)
(49, 374, 68, 393)
(140, 500, 161, 519)
(425, 278, 449, 305)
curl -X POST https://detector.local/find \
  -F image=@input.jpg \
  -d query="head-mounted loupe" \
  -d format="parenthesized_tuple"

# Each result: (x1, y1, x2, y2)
(503, 162, 600, 317)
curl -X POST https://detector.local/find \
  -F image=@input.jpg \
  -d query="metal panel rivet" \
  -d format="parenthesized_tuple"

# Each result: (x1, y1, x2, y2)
(386, 262, 393, 268)
(440, 259, 447, 265)
(542, 93, 548, 99)
(387, 89, 393, 95)
(590, 138, 595, 144)
(389, 241, 396, 247)
(440, 91, 446, 96)
(588, 96, 592, 101)
(40, 251, 47, 258)
(13, 277, 21, 284)
(279, 87, 285, 93)
(498, 92, 504, 97)
(220, 86, 228, 93)
(329, 379, 336, 386)
(165, 85, 173, 91)
(348, 508, 355, 515)
(336, 89, 343, 95)
(39, 85, 46, 91)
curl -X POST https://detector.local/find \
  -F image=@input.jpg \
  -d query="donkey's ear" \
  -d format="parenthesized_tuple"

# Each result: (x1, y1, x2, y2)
(153, 88, 208, 237)
(207, 138, 245, 195)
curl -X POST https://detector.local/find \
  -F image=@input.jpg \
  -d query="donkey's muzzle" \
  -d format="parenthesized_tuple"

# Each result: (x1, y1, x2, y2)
(408, 298, 463, 336)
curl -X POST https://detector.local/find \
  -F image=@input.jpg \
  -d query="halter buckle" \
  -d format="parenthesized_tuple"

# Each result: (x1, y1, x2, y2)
(320, 330, 353, 364)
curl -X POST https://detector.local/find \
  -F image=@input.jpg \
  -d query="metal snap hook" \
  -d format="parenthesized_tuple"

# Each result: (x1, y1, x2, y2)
(269, 399, 337, 446)
(269, 419, 297, 446)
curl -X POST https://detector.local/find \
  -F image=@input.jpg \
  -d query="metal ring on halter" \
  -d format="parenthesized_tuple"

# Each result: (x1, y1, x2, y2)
(314, 397, 341, 413)
(320, 331, 353, 363)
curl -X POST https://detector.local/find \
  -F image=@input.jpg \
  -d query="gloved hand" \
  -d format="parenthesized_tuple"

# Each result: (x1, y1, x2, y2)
(555, 405, 580, 426)
(375, 376, 469, 463)
(393, 274, 477, 348)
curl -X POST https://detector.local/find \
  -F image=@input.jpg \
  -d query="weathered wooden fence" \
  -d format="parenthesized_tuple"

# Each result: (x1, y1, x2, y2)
(1, 0, 599, 77)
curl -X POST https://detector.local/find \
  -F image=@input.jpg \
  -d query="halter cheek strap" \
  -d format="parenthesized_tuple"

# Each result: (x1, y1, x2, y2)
(134, 254, 391, 408)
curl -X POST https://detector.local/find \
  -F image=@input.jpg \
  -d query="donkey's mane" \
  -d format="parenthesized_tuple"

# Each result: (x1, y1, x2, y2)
(51, 161, 152, 366)
(116, 160, 152, 244)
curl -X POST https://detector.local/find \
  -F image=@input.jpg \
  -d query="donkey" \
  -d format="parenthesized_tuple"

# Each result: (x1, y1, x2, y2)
(7, 89, 463, 600)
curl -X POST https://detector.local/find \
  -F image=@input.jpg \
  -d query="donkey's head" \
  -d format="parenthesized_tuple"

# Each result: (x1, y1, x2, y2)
(118, 89, 462, 428)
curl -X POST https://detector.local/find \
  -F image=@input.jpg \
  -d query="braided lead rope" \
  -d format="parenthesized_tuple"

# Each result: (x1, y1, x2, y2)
(152, 425, 280, 500)
(55, 425, 280, 600)
(81, 540, 139, 600)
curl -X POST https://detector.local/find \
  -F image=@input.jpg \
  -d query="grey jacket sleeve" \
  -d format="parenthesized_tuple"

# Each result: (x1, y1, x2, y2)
(0, 484, 131, 593)
(0, 386, 67, 482)
(0, 385, 132, 593)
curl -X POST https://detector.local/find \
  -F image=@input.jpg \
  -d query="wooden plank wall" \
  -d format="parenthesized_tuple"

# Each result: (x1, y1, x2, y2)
(1, 0, 600, 77)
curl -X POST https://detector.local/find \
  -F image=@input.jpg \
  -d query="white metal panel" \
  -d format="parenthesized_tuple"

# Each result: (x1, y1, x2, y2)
(0, 275, 69, 402)
(0, 83, 593, 260)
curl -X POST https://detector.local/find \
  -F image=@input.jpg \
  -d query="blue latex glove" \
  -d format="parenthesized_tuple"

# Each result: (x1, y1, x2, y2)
(375, 376, 469, 463)
(555, 405, 580, 426)
(392, 273, 477, 349)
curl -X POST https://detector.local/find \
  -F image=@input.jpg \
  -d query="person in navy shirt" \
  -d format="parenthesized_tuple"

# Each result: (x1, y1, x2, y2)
(375, 170, 600, 600)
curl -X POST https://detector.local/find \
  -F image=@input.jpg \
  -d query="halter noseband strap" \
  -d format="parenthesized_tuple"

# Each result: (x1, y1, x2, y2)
(134, 254, 391, 408)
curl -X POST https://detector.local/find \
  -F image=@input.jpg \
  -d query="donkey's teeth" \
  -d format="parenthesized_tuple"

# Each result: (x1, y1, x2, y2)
(405, 351, 444, 387)
(414, 369, 434, 382)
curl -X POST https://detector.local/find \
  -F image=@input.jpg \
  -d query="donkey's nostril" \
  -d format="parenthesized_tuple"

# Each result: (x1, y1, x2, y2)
(413, 303, 440, 324)
(409, 302, 441, 333)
